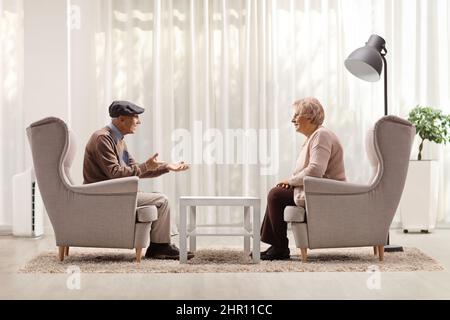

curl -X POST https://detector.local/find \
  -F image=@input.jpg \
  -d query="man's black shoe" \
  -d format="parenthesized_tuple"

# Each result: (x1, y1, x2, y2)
(145, 243, 194, 260)
(260, 247, 290, 260)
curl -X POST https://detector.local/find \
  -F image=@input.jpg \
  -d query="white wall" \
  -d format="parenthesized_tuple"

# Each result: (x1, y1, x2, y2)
(23, 0, 69, 233)
(0, 0, 24, 228)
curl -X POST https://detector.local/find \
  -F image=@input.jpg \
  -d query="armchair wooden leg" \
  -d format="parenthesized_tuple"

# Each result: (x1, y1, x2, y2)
(58, 246, 65, 262)
(377, 245, 384, 262)
(300, 248, 308, 262)
(65, 246, 70, 256)
(135, 248, 142, 263)
(373, 246, 378, 256)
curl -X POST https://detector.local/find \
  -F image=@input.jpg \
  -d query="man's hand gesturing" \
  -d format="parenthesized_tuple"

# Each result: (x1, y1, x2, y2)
(167, 162, 190, 172)
(145, 153, 165, 171)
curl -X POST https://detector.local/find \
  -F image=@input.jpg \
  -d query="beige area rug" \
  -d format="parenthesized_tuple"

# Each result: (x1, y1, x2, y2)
(19, 247, 443, 273)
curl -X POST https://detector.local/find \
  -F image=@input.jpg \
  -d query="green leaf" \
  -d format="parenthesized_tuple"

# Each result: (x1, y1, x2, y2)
(408, 105, 450, 157)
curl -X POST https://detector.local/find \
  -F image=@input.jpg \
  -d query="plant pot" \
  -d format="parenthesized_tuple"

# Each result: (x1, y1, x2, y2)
(399, 160, 438, 232)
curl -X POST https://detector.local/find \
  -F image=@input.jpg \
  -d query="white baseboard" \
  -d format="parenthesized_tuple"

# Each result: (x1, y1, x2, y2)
(436, 222, 450, 229)
(39, 220, 450, 238)
(0, 225, 12, 236)
(390, 221, 450, 229)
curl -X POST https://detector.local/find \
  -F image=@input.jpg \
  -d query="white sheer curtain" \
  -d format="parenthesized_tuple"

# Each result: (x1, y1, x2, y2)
(72, 0, 450, 226)
(0, 0, 23, 230)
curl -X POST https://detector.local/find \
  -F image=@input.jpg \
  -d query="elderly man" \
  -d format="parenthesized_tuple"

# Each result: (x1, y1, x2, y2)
(83, 101, 190, 260)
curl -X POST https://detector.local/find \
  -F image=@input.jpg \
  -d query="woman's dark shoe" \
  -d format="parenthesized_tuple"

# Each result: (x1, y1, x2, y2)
(249, 245, 274, 258)
(260, 247, 290, 260)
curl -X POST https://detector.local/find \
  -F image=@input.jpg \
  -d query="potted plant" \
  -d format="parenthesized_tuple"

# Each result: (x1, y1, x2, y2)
(400, 105, 450, 233)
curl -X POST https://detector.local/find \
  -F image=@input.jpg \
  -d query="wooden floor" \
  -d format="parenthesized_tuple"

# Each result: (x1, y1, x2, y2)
(1, 230, 450, 299)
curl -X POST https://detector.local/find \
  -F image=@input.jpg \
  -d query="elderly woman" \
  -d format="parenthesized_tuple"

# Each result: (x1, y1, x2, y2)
(260, 97, 346, 260)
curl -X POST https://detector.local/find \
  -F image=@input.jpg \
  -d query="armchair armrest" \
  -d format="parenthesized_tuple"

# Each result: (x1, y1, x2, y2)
(304, 176, 371, 195)
(71, 176, 139, 195)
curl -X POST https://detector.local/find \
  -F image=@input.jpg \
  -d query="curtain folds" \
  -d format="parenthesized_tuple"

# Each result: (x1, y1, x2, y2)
(71, 0, 450, 225)
(0, 0, 23, 227)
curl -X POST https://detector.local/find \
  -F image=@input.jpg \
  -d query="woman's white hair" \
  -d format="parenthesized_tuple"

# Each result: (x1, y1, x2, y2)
(292, 97, 325, 126)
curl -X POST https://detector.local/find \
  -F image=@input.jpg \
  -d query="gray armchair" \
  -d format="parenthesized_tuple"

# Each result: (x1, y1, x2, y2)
(27, 117, 157, 263)
(284, 116, 415, 262)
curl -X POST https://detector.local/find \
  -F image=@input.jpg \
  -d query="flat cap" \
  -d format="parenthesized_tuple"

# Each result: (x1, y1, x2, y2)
(109, 101, 145, 118)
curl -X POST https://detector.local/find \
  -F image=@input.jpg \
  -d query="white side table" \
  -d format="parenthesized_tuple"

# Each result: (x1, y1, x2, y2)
(179, 196, 261, 263)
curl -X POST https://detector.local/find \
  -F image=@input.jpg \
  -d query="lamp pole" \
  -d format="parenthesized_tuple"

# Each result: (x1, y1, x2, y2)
(381, 48, 404, 252)
(381, 51, 388, 116)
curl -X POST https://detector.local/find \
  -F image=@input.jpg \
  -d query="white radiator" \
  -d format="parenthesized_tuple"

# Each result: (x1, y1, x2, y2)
(12, 168, 44, 237)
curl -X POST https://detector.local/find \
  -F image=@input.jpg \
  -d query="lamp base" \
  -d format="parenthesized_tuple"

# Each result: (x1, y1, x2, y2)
(384, 244, 404, 252)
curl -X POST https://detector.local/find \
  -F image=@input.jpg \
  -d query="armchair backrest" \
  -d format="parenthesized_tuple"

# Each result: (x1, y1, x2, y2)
(26, 117, 72, 231)
(370, 116, 415, 224)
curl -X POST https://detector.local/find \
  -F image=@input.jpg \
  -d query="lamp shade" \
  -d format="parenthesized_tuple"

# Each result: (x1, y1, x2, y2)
(345, 34, 386, 82)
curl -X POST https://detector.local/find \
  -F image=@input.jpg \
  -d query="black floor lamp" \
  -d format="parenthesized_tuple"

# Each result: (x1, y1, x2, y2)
(344, 34, 403, 253)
